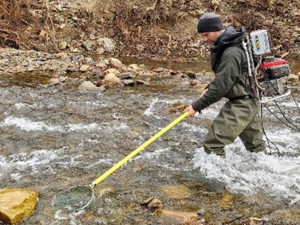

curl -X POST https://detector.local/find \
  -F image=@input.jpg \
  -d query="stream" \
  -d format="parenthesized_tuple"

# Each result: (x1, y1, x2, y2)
(0, 57, 300, 224)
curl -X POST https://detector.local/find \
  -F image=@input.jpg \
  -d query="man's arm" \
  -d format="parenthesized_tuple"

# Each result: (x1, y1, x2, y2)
(191, 48, 243, 112)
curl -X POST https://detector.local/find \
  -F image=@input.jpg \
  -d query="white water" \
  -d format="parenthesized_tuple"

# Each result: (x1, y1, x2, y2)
(0, 92, 299, 217)
(143, 97, 300, 205)
(1, 116, 129, 132)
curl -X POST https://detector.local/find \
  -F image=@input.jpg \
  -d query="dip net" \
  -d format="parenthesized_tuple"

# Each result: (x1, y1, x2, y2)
(52, 186, 94, 211)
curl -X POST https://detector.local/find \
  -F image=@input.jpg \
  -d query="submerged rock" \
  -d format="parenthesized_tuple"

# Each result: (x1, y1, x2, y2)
(155, 209, 200, 225)
(161, 185, 193, 199)
(0, 188, 39, 225)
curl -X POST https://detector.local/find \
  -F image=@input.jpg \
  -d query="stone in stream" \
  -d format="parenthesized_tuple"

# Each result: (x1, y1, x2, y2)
(161, 185, 193, 199)
(141, 197, 202, 225)
(155, 209, 200, 225)
(0, 188, 39, 225)
(78, 81, 105, 91)
(103, 73, 121, 85)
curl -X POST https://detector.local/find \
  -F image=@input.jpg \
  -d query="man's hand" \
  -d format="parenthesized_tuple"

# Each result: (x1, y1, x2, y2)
(184, 105, 197, 117)
(184, 88, 208, 117)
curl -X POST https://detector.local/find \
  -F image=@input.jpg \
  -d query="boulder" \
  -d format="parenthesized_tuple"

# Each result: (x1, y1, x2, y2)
(80, 65, 90, 72)
(0, 188, 39, 225)
(108, 58, 124, 70)
(103, 73, 121, 85)
(104, 68, 120, 76)
(79, 81, 103, 91)
(128, 64, 140, 71)
(49, 78, 60, 85)
(97, 38, 115, 53)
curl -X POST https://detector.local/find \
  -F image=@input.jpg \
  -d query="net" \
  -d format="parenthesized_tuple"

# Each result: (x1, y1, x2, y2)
(52, 186, 94, 211)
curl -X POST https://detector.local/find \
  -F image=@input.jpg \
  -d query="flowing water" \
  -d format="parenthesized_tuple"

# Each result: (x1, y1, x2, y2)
(0, 59, 300, 224)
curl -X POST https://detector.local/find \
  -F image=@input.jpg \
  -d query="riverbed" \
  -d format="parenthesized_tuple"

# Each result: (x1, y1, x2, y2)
(0, 57, 300, 224)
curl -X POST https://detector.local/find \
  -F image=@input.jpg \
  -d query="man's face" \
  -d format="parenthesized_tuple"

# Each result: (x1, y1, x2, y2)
(200, 31, 221, 45)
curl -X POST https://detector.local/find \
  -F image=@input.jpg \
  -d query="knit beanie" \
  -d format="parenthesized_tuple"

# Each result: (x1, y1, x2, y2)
(197, 13, 224, 33)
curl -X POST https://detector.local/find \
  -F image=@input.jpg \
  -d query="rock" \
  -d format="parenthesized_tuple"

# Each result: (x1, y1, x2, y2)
(109, 58, 124, 70)
(168, 103, 189, 114)
(136, 79, 150, 86)
(80, 65, 90, 72)
(81, 40, 96, 51)
(128, 64, 140, 71)
(119, 73, 136, 79)
(141, 197, 163, 211)
(89, 33, 96, 40)
(186, 71, 197, 78)
(197, 209, 205, 217)
(219, 193, 234, 209)
(96, 47, 105, 55)
(122, 79, 135, 86)
(103, 73, 121, 85)
(86, 58, 96, 65)
(49, 78, 60, 85)
(292, 9, 300, 16)
(0, 188, 39, 225)
(160, 185, 193, 199)
(287, 74, 299, 81)
(59, 41, 68, 50)
(155, 209, 199, 225)
(104, 68, 120, 76)
(71, 48, 80, 53)
(96, 61, 108, 69)
(59, 24, 66, 29)
(97, 38, 115, 53)
(79, 81, 103, 91)
(136, 44, 144, 52)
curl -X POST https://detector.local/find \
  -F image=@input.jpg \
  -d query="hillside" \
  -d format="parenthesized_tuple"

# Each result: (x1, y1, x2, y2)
(0, 0, 299, 60)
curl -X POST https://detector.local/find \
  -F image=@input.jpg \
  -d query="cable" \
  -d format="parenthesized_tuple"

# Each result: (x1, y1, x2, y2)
(260, 104, 282, 156)
(264, 104, 299, 132)
(274, 100, 300, 132)
(291, 93, 300, 111)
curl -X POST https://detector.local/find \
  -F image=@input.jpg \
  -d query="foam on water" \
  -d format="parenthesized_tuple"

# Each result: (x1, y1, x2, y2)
(144, 98, 161, 119)
(134, 147, 170, 161)
(2, 116, 64, 132)
(0, 147, 71, 180)
(192, 134, 300, 204)
(1, 116, 129, 132)
(15, 102, 38, 110)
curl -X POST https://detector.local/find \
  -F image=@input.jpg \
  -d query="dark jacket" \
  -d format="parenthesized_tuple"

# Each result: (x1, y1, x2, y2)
(192, 26, 250, 112)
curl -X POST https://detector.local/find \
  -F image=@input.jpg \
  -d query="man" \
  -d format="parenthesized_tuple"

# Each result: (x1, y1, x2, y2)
(184, 13, 265, 156)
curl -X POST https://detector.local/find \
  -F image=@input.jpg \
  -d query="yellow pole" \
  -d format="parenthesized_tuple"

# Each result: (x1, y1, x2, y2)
(92, 112, 189, 186)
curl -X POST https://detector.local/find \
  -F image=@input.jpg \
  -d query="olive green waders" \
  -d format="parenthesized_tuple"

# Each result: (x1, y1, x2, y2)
(203, 98, 265, 156)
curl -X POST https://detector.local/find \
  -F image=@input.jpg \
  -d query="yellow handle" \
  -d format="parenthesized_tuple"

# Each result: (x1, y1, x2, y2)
(92, 112, 189, 185)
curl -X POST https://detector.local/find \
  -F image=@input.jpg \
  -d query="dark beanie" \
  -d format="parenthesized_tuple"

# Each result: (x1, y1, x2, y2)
(197, 13, 224, 33)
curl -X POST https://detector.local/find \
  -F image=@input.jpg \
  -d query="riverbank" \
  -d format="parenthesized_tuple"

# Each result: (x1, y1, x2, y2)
(0, 48, 299, 93)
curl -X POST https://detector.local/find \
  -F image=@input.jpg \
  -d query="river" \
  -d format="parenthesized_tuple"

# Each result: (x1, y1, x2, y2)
(0, 57, 300, 224)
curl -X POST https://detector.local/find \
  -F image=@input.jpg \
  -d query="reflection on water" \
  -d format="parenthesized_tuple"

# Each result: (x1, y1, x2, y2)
(118, 55, 300, 74)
